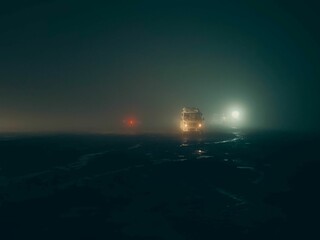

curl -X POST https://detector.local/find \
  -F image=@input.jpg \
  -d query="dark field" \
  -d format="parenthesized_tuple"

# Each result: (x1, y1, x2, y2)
(0, 130, 319, 240)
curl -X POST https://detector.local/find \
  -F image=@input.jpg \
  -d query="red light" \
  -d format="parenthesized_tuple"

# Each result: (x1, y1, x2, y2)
(123, 117, 137, 128)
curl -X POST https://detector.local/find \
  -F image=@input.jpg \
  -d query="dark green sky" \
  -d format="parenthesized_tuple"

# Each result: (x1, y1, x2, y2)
(0, 0, 319, 132)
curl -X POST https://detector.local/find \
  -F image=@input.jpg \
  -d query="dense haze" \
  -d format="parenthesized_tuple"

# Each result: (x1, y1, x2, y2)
(0, 0, 319, 133)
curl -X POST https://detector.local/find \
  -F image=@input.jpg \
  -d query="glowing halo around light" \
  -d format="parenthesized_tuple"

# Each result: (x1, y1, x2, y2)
(231, 110, 240, 119)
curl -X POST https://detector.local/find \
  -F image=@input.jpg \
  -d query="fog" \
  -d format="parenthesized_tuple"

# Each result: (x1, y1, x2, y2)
(1, 0, 319, 133)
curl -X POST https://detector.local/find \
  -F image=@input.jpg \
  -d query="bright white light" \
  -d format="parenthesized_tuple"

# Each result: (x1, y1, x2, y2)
(231, 111, 240, 119)
(198, 123, 202, 127)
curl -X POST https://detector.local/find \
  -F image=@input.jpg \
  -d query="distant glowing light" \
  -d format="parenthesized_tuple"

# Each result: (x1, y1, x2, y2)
(198, 123, 202, 127)
(128, 119, 136, 127)
(123, 117, 137, 128)
(231, 111, 240, 119)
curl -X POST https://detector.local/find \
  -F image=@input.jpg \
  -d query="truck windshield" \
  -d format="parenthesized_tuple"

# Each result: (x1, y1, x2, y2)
(183, 113, 202, 120)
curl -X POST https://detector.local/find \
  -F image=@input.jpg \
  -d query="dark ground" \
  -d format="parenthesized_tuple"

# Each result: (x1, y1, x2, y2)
(0, 129, 319, 239)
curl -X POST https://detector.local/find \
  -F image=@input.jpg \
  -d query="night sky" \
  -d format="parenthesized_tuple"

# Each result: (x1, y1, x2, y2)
(1, 0, 319, 133)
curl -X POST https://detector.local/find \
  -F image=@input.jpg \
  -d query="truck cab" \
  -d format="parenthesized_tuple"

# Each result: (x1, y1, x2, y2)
(180, 107, 204, 132)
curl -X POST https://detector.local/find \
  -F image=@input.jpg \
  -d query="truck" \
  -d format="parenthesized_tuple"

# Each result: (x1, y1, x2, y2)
(180, 107, 204, 132)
